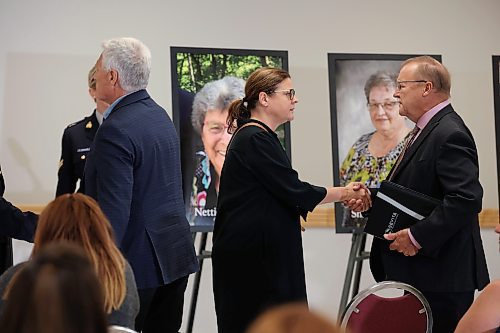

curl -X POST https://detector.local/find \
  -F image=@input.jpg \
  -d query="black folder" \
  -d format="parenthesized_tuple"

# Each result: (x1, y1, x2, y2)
(364, 181, 441, 239)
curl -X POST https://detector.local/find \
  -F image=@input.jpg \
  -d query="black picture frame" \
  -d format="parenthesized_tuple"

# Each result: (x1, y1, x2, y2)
(328, 53, 442, 234)
(170, 46, 290, 232)
(493, 55, 500, 209)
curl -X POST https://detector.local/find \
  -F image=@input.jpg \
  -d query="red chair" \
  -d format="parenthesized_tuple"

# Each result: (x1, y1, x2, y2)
(340, 281, 432, 333)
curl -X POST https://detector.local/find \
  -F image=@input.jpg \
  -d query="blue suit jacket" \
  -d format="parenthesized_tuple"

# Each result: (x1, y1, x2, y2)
(85, 90, 199, 289)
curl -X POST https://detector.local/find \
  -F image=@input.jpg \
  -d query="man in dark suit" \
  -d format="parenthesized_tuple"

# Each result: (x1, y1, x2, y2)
(370, 56, 489, 333)
(56, 65, 106, 196)
(84, 37, 199, 333)
(0, 165, 37, 274)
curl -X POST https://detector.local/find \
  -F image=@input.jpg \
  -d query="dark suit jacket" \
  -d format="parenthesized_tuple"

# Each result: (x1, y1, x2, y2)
(0, 166, 37, 274)
(84, 90, 199, 289)
(370, 104, 489, 293)
(56, 110, 99, 196)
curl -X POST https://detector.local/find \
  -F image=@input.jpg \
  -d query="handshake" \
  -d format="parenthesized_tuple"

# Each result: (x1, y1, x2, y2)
(341, 182, 372, 212)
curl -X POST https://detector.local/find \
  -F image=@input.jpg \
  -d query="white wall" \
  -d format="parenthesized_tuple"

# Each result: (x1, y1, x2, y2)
(1, 1, 499, 332)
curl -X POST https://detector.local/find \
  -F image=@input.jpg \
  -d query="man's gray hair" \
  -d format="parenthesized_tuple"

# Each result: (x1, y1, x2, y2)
(191, 76, 245, 134)
(101, 37, 151, 93)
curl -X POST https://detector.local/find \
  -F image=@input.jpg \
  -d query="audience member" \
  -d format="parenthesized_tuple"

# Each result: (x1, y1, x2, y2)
(84, 37, 198, 333)
(212, 67, 371, 333)
(56, 64, 108, 196)
(246, 303, 344, 333)
(373, 56, 489, 333)
(0, 242, 108, 333)
(0, 193, 139, 328)
(454, 279, 500, 333)
(455, 225, 500, 333)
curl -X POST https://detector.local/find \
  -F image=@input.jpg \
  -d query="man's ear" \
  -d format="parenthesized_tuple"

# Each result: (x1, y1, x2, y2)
(422, 81, 433, 97)
(109, 69, 119, 86)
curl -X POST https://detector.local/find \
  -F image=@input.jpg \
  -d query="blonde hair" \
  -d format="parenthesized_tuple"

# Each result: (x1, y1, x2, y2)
(246, 303, 344, 333)
(33, 193, 126, 313)
(88, 65, 97, 89)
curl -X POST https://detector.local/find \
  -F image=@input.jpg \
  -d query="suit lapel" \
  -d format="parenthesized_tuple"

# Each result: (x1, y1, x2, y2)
(391, 105, 454, 180)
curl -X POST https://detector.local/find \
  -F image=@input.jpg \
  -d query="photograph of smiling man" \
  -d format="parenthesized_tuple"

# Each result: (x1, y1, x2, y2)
(170, 47, 289, 231)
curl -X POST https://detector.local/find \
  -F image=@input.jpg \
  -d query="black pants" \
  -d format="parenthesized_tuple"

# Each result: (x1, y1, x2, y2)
(135, 276, 189, 333)
(423, 291, 474, 333)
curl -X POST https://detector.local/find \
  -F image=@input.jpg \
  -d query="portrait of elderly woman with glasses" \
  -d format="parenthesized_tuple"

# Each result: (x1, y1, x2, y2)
(339, 71, 411, 222)
(190, 76, 245, 214)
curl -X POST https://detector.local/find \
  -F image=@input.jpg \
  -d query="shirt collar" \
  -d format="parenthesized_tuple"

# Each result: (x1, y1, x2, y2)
(103, 91, 137, 119)
(416, 99, 450, 130)
(95, 110, 104, 125)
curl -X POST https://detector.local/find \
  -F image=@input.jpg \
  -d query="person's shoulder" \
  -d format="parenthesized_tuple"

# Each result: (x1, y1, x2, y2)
(64, 114, 95, 131)
(0, 262, 26, 281)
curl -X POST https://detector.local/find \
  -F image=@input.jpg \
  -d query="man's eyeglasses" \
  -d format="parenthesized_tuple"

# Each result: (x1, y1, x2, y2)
(367, 101, 399, 112)
(396, 80, 428, 90)
(203, 122, 229, 135)
(272, 88, 296, 100)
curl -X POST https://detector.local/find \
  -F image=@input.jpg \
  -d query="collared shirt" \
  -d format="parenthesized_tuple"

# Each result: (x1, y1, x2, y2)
(408, 99, 450, 249)
(103, 91, 137, 119)
(95, 111, 104, 125)
(413, 99, 451, 141)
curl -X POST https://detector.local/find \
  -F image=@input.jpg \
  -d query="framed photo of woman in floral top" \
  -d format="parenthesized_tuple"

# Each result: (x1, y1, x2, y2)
(328, 53, 441, 233)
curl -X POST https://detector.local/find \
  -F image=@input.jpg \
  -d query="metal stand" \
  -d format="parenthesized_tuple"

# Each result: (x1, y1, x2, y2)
(186, 232, 211, 333)
(338, 231, 370, 319)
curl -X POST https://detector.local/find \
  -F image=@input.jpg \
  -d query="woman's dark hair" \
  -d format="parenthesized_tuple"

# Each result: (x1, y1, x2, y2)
(227, 67, 290, 133)
(0, 242, 108, 333)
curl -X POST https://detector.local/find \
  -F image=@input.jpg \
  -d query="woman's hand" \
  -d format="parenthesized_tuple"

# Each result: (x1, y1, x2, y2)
(342, 182, 372, 212)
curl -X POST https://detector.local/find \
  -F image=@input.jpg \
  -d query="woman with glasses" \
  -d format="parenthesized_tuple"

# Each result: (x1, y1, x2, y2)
(189, 76, 245, 219)
(212, 67, 371, 333)
(339, 71, 411, 226)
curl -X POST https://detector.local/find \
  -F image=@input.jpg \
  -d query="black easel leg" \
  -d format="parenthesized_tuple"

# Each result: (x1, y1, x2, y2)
(351, 233, 367, 299)
(186, 232, 208, 333)
(338, 232, 363, 319)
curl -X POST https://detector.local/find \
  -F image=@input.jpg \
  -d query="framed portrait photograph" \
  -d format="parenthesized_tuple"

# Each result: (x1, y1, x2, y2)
(328, 53, 442, 233)
(171, 46, 290, 232)
(493, 55, 500, 207)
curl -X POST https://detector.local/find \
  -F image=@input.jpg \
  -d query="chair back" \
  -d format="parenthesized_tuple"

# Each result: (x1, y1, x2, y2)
(340, 281, 432, 333)
(108, 325, 138, 333)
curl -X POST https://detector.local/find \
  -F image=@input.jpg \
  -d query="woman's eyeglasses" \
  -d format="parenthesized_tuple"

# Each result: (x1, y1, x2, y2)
(367, 101, 399, 112)
(271, 88, 296, 100)
(203, 122, 229, 135)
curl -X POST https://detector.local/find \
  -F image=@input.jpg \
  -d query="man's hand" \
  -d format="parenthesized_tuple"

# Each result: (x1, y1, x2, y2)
(342, 182, 372, 212)
(384, 228, 419, 256)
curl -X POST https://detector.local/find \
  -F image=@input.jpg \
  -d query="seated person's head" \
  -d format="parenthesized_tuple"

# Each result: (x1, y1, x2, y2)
(246, 303, 344, 333)
(33, 193, 126, 313)
(0, 242, 108, 333)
